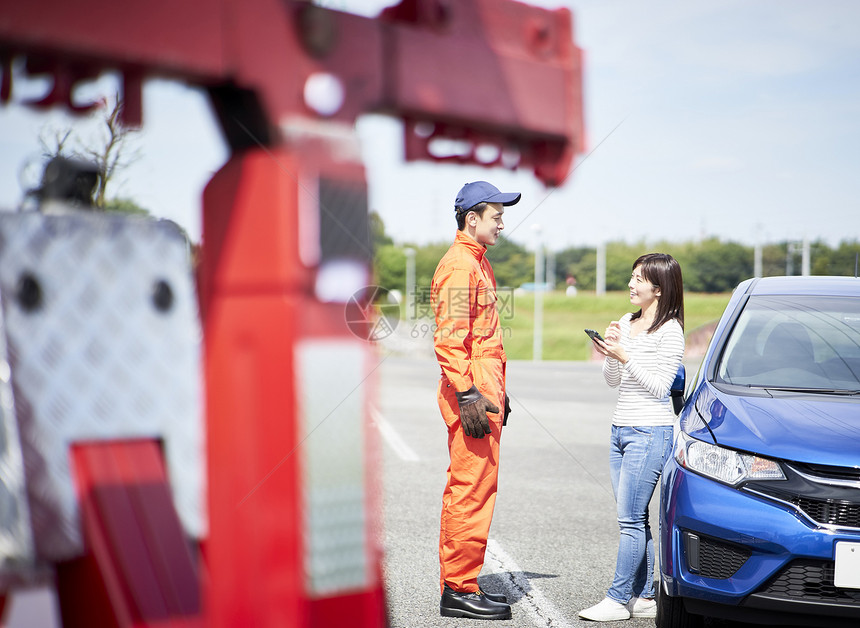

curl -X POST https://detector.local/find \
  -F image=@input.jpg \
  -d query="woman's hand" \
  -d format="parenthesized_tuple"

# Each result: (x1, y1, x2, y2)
(592, 321, 628, 364)
(605, 321, 621, 343)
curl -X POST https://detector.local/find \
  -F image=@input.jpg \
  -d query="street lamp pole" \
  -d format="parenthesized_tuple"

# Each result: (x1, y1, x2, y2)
(596, 242, 606, 296)
(532, 224, 543, 362)
(404, 247, 415, 323)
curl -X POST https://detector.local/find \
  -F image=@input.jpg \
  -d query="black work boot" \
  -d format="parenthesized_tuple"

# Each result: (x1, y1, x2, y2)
(440, 585, 512, 620)
(480, 589, 508, 604)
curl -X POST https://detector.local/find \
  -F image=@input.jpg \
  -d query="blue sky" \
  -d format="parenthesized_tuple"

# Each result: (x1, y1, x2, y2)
(1, 0, 858, 252)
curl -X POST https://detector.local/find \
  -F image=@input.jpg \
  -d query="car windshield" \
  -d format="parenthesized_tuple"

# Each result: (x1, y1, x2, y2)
(716, 295, 860, 391)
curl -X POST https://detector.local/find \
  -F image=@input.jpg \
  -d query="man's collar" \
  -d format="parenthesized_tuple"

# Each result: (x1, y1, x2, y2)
(454, 230, 486, 259)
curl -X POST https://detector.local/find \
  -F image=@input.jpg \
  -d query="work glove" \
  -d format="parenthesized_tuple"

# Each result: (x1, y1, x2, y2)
(503, 393, 510, 426)
(455, 386, 499, 439)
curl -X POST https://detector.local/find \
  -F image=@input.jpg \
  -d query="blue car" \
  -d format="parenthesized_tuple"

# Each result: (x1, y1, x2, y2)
(658, 276, 860, 628)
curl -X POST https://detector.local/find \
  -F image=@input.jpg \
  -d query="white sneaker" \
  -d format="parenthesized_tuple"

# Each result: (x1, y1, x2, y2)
(578, 597, 631, 621)
(626, 597, 657, 618)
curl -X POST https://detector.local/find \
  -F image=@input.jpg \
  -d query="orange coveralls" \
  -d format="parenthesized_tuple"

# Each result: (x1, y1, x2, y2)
(431, 230, 507, 594)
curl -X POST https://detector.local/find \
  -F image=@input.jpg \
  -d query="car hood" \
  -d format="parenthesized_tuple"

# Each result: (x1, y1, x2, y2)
(689, 382, 860, 468)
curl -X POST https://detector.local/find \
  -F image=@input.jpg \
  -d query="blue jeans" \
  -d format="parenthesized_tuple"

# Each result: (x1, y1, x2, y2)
(606, 425, 673, 604)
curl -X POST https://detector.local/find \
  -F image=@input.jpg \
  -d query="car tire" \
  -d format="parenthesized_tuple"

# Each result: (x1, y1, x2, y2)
(656, 586, 703, 628)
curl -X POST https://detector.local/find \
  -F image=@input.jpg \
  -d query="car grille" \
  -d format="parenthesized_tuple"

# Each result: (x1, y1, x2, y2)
(801, 462, 860, 483)
(746, 463, 860, 531)
(699, 536, 750, 579)
(686, 532, 751, 579)
(760, 559, 860, 605)
(791, 497, 860, 528)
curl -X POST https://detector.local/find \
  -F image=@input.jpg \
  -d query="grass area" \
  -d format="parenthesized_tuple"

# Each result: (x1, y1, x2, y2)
(497, 291, 733, 361)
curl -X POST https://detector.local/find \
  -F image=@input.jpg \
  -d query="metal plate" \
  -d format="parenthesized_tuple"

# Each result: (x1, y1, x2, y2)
(835, 541, 860, 589)
(0, 210, 204, 571)
(0, 305, 35, 578)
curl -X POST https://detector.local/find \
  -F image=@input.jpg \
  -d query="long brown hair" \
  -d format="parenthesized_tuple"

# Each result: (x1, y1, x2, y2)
(630, 253, 684, 332)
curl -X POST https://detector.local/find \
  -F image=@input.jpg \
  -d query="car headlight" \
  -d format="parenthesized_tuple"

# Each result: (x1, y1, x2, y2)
(675, 432, 785, 486)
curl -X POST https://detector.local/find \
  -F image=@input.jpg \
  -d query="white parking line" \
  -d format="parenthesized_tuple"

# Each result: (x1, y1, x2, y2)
(485, 538, 574, 628)
(371, 408, 420, 462)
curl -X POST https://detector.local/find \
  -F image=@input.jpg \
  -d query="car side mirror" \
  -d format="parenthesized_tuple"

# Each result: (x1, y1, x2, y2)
(671, 364, 685, 415)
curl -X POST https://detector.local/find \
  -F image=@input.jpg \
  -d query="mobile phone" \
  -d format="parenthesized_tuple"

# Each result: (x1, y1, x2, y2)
(584, 328, 605, 343)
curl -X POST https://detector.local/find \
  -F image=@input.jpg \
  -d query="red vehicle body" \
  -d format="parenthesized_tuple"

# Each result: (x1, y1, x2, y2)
(0, 1, 584, 626)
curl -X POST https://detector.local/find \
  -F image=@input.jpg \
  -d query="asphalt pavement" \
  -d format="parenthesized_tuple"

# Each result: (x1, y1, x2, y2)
(377, 353, 664, 628)
(2, 348, 750, 628)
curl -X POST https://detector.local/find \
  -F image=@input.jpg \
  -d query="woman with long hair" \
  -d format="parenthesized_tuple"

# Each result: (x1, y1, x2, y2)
(579, 253, 685, 622)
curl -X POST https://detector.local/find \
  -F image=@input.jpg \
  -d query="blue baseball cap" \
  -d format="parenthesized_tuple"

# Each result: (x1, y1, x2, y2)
(454, 181, 521, 214)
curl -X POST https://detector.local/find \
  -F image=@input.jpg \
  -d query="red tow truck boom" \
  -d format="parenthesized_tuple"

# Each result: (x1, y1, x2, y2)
(0, 1, 584, 626)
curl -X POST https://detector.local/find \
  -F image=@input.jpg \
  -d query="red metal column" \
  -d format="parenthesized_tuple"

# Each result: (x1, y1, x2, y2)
(199, 145, 387, 627)
(200, 148, 308, 627)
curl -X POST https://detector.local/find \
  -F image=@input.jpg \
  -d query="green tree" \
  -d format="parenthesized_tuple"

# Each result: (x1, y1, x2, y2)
(370, 210, 393, 249)
(485, 236, 532, 288)
(811, 239, 860, 276)
(369, 208, 858, 305)
(414, 242, 450, 297)
(834, 240, 860, 276)
(374, 243, 406, 293)
(761, 242, 787, 277)
(555, 246, 595, 290)
(686, 238, 752, 292)
(605, 241, 652, 290)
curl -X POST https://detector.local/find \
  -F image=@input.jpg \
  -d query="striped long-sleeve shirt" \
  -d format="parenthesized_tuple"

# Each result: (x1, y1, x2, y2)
(603, 313, 685, 427)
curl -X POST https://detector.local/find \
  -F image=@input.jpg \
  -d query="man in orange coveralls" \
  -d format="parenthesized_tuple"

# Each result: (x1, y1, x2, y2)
(432, 181, 520, 620)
